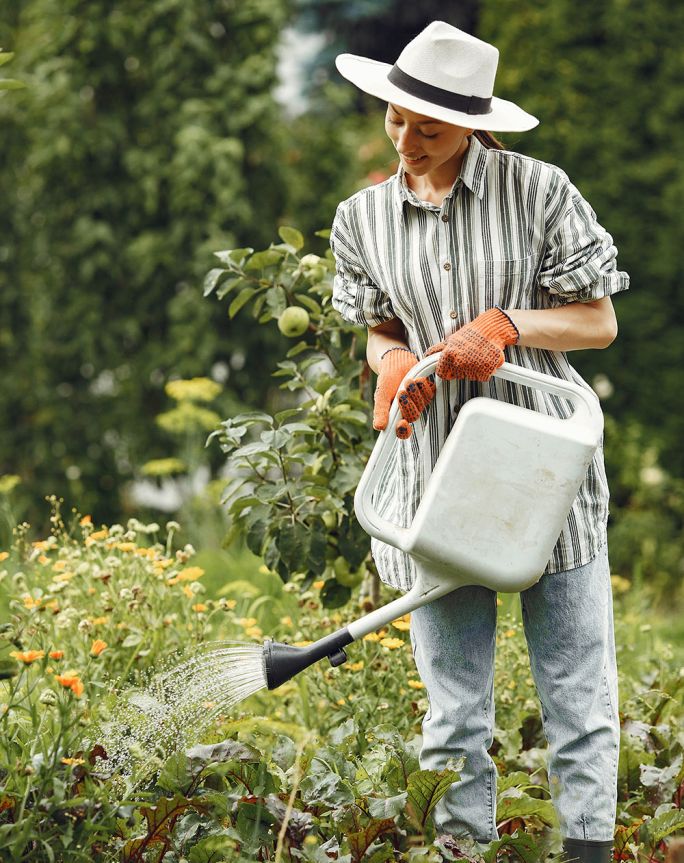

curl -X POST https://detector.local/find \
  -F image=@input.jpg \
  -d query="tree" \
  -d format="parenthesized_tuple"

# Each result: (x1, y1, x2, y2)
(479, 0, 684, 472)
(0, 0, 291, 525)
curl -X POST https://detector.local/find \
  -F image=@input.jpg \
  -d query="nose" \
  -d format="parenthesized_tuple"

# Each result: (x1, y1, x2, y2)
(395, 126, 421, 155)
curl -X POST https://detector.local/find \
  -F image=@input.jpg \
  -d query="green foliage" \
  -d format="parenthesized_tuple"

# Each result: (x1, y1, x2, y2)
(478, 0, 684, 474)
(207, 228, 378, 601)
(0, 50, 25, 90)
(0, 506, 683, 860)
(0, 1, 291, 526)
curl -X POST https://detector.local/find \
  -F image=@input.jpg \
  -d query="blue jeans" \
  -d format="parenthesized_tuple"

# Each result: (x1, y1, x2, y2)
(409, 545, 619, 842)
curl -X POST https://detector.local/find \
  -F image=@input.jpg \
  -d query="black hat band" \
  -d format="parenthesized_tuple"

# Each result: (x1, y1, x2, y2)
(387, 64, 492, 115)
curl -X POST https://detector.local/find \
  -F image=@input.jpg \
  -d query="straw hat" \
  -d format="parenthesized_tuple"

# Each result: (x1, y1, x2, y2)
(335, 21, 538, 132)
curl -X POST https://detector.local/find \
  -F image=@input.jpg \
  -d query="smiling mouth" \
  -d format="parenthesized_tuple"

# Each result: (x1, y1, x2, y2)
(401, 154, 427, 164)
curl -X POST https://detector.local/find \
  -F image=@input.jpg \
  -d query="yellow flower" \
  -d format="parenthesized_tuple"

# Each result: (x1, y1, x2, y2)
(347, 661, 364, 672)
(392, 620, 411, 632)
(336, 697, 346, 705)
(49, 650, 64, 660)
(182, 584, 194, 599)
(45, 600, 60, 612)
(85, 528, 109, 545)
(90, 616, 109, 626)
(165, 377, 222, 403)
(38, 555, 50, 566)
(22, 595, 42, 609)
(55, 671, 84, 698)
(87, 587, 96, 596)
(79, 515, 92, 526)
(52, 560, 68, 572)
(0, 551, 8, 562)
(380, 637, 405, 650)
(224, 599, 237, 609)
(134, 547, 156, 559)
(504, 629, 516, 638)
(238, 617, 258, 628)
(408, 679, 425, 690)
(32, 540, 50, 551)
(610, 575, 631, 594)
(116, 542, 137, 553)
(363, 632, 381, 642)
(280, 616, 293, 627)
(10, 650, 45, 664)
(167, 566, 204, 586)
(507, 680, 516, 690)
(61, 757, 85, 766)
(53, 571, 74, 583)
(90, 640, 107, 657)
(312, 580, 325, 590)
(192, 603, 208, 613)
(245, 626, 263, 638)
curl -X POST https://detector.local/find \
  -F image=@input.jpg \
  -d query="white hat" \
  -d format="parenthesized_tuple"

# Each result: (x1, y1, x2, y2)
(335, 21, 538, 132)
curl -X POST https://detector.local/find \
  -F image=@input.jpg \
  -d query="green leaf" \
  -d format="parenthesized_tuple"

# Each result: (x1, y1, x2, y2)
(278, 226, 304, 251)
(244, 249, 284, 270)
(188, 835, 237, 863)
(348, 819, 396, 863)
(368, 791, 408, 820)
(202, 267, 228, 297)
(213, 247, 254, 266)
(496, 789, 557, 827)
(644, 808, 684, 843)
(314, 228, 331, 239)
(0, 53, 15, 67)
(483, 830, 544, 863)
(228, 286, 257, 318)
(406, 768, 460, 828)
(0, 79, 26, 90)
(295, 293, 322, 314)
(320, 580, 351, 609)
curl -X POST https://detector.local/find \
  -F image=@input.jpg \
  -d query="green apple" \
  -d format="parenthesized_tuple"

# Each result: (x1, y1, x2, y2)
(322, 511, 337, 529)
(333, 555, 364, 588)
(277, 306, 310, 338)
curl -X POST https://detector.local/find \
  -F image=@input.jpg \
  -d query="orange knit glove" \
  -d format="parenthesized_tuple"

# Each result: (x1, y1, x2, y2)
(373, 348, 436, 439)
(431, 307, 519, 382)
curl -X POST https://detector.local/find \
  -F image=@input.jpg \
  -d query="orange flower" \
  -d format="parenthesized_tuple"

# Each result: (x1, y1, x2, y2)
(192, 603, 208, 613)
(61, 757, 85, 766)
(55, 670, 84, 698)
(49, 650, 64, 660)
(22, 595, 42, 609)
(408, 679, 425, 690)
(0, 551, 9, 562)
(116, 542, 137, 553)
(10, 650, 45, 664)
(167, 566, 204, 585)
(90, 640, 107, 657)
(79, 515, 92, 526)
(90, 616, 109, 626)
(37, 555, 50, 566)
(85, 529, 108, 546)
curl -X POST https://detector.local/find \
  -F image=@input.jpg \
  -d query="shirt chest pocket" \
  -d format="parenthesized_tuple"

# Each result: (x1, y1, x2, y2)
(476, 254, 535, 311)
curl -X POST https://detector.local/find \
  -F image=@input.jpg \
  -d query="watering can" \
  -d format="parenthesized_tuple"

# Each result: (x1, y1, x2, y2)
(263, 355, 604, 689)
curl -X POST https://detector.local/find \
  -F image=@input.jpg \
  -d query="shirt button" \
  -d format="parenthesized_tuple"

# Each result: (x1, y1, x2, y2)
(443, 262, 451, 271)
(449, 310, 458, 319)
(441, 214, 449, 222)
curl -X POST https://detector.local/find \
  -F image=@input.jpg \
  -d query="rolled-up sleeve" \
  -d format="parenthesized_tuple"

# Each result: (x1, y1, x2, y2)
(330, 201, 396, 326)
(538, 168, 630, 304)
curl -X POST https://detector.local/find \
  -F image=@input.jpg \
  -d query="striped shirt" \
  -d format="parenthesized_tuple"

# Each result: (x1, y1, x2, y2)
(330, 133, 629, 592)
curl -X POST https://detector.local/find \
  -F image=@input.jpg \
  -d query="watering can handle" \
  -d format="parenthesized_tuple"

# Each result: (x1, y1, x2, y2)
(353, 356, 603, 551)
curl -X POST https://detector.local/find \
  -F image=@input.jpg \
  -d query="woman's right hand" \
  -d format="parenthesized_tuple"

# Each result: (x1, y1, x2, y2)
(373, 348, 436, 438)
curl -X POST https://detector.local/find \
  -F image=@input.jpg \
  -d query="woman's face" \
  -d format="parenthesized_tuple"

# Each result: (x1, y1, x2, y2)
(385, 103, 473, 176)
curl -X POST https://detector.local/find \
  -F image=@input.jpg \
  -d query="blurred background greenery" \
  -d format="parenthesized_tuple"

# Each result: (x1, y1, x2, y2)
(0, 1, 682, 612)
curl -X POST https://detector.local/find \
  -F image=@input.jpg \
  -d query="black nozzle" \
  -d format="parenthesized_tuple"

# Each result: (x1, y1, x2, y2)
(263, 626, 354, 690)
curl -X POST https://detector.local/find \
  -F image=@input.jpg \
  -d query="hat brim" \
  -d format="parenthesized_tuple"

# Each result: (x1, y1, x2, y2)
(335, 54, 539, 133)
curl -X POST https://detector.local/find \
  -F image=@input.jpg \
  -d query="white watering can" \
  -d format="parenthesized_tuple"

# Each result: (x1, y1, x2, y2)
(264, 356, 603, 688)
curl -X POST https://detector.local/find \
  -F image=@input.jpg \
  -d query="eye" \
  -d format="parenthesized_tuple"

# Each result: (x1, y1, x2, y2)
(421, 132, 438, 139)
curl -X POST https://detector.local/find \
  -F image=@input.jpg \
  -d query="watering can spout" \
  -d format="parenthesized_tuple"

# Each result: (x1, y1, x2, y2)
(263, 627, 354, 690)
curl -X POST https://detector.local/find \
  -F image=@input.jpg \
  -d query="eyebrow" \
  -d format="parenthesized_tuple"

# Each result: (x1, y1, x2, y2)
(389, 104, 444, 126)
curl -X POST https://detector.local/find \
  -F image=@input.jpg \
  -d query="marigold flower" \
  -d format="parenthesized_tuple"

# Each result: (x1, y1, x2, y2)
(380, 637, 404, 650)
(363, 632, 381, 642)
(192, 603, 208, 613)
(225, 599, 237, 609)
(116, 542, 137, 553)
(408, 679, 425, 689)
(312, 580, 325, 590)
(52, 560, 67, 572)
(32, 540, 50, 550)
(347, 661, 364, 672)
(85, 529, 109, 545)
(38, 555, 50, 566)
(22, 595, 42, 609)
(167, 566, 205, 585)
(49, 650, 64, 660)
(55, 671, 84, 697)
(10, 650, 45, 664)
(90, 616, 109, 625)
(182, 584, 193, 599)
(53, 571, 74, 583)
(79, 515, 92, 526)
(280, 616, 293, 627)
(61, 757, 85, 766)
(45, 600, 60, 612)
(238, 617, 258, 628)
(392, 620, 411, 631)
(0, 551, 8, 562)
(245, 626, 263, 638)
(90, 640, 107, 657)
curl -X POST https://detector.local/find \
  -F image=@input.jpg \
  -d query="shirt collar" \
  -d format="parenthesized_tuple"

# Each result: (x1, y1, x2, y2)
(393, 133, 489, 217)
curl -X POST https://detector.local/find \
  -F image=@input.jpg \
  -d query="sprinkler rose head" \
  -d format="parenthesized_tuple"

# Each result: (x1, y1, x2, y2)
(263, 627, 354, 690)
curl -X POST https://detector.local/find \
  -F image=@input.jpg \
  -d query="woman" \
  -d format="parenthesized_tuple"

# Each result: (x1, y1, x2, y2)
(330, 21, 628, 863)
